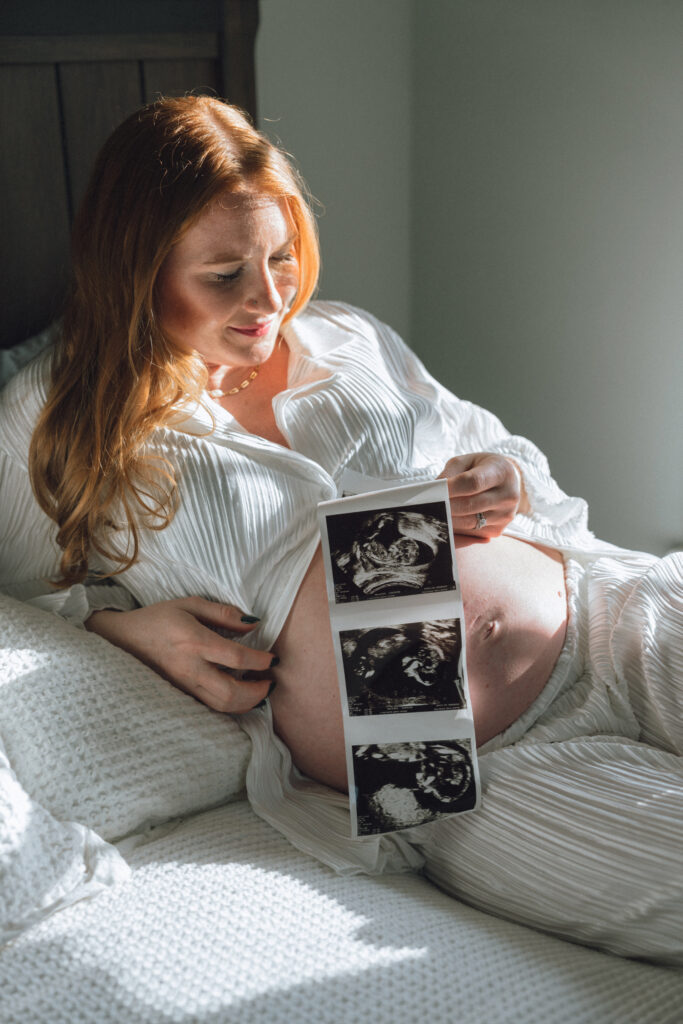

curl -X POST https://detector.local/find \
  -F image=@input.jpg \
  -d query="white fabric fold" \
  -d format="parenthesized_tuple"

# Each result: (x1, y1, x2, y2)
(26, 582, 137, 628)
(0, 737, 130, 948)
(241, 703, 425, 876)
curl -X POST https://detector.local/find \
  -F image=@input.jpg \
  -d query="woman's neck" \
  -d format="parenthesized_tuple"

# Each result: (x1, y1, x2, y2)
(210, 335, 291, 447)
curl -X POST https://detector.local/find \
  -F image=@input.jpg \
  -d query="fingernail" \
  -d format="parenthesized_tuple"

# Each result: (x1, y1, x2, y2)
(255, 680, 277, 710)
(241, 614, 260, 623)
(270, 656, 280, 668)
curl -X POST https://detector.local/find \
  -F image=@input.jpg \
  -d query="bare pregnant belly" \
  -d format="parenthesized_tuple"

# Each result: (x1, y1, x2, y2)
(270, 535, 567, 793)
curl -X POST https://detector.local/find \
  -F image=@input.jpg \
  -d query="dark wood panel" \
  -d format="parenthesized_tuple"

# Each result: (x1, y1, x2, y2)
(0, 64, 71, 347)
(0, 0, 221, 37)
(0, 33, 219, 63)
(59, 61, 143, 212)
(0, 0, 259, 349)
(142, 58, 220, 103)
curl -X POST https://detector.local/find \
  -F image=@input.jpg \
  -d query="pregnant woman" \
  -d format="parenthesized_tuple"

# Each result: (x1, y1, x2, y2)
(1, 96, 680, 965)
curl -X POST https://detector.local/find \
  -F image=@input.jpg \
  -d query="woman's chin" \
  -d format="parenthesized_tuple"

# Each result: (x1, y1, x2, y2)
(201, 336, 275, 371)
(223, 330, 280, 365)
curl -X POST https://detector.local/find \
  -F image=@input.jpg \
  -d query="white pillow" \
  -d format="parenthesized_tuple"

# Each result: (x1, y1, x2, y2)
(0, 736, 129, 946)
(0, 594, 252, 842)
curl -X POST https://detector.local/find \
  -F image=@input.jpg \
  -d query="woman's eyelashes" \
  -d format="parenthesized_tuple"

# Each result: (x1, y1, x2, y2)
(210, 253, 295, 287)
(212, 269, 241, 284)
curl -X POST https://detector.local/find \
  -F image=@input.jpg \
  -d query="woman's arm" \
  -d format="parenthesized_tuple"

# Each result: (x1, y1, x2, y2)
(356, 306, 593, 549)
(0, 451, 275, 714)
(85, 599, 277, 713)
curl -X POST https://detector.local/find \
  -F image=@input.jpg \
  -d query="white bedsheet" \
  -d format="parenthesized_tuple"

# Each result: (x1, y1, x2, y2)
(2, 800, 681, 1024)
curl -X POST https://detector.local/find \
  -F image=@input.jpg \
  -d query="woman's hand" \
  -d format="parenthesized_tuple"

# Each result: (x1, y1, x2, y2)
(85, 597, 276, 713)
(438, 453, 529, 538)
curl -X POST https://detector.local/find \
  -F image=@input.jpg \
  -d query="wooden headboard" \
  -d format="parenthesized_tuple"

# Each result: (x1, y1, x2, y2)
(0, 0, 259, 350)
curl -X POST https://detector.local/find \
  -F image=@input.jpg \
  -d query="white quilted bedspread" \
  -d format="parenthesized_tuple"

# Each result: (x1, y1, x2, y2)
(1, 800, 681, 1024)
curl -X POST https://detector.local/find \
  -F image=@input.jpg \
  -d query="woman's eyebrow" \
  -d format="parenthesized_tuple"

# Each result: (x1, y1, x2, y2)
(202, 233, 298, 265)
(202, 251, 243, 265)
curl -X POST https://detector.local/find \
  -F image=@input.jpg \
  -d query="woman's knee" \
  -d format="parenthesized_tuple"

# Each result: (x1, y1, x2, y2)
(414, 738, 683, 964)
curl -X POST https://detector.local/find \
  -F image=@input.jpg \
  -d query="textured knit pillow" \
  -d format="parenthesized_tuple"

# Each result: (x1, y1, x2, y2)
(0, 735, 129, 946)
(0, 594, 252, 842)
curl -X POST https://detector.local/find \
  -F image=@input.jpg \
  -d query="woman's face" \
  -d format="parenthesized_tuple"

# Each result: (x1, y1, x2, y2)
(155, 192, 299, 369)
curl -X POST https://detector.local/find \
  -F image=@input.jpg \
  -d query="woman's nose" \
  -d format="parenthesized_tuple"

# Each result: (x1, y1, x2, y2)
(245, 266, 282, 313)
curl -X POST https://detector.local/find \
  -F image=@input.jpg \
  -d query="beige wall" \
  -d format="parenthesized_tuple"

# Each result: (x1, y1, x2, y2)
(258, 0, 683, 555)
(257, 0, 413, 340)
(413, 0, 683, 555)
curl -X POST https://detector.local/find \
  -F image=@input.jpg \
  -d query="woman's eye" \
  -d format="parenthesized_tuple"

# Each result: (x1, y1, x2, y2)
(212, 269, 241, 284)
(271, 251, 296, 264)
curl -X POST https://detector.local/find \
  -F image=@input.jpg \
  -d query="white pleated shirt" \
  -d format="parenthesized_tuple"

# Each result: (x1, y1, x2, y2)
(0, 301, 598, 648)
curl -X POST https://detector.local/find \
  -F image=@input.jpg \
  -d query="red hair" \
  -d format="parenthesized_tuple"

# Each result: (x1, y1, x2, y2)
(29, 96, 320, 585)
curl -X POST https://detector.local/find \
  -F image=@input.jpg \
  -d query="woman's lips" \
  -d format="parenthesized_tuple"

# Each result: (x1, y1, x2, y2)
(230, 320, 274, 338)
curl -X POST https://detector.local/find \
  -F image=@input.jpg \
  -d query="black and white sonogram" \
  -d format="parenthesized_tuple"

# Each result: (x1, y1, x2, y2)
(341, 618, 465, 715)
(352, 739, 476, 835)
(326, 503, 455, 603)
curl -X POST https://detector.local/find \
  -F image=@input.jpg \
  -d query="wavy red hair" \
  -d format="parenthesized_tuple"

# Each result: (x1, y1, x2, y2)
(29, 96, 320, 585)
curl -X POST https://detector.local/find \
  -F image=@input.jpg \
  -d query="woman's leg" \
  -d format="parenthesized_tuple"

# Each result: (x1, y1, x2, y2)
(416, 736, 683, 965)
(607, 551, 683, 755)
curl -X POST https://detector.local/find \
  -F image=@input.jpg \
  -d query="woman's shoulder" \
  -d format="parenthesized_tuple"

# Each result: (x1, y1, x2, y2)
(300, 300, 391, 332)
(291, 300, 402, 356)
(0, 322, 58, 392)
(0, 346, 52, 408)
(0, 348, 53, 458)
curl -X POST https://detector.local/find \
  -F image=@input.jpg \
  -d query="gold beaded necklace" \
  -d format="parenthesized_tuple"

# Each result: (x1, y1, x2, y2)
(207, 335, 283, 399)
(208, 368, 258, 398)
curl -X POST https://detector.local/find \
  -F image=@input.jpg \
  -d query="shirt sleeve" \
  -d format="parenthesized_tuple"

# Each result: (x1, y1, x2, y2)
(0, 449, 137, 627)
(25, 582, 138, 628)
(360, 308, 595, 551)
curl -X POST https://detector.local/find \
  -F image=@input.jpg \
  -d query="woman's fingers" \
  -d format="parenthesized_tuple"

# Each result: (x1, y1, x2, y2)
(448, 484, 518, 533)
(175, 595, 263, 634)
(158, 609, 278, 710)
(442, 457, 504, 500)
(168, 633, 277, 713)
(449, 509, 504, 534)
(184, 621, 276, 674)
(447, 483, 511, 516)
(189, 669, 275, 714)
(438, 453, 522, 537)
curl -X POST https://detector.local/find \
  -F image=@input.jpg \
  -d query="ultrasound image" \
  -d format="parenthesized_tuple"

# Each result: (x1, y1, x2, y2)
(326, 504, 455, 603)
(352, 739, 477, 835)
(341, 618, 465, 715)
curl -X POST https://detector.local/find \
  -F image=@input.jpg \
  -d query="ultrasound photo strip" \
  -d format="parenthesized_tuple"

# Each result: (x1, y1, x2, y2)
(318, 478, 481, 838)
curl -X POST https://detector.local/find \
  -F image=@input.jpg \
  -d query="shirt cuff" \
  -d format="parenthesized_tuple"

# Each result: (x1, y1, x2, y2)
(26, 583, 137, 629)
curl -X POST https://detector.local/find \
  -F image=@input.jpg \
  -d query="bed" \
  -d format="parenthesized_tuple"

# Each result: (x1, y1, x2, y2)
(1, 4, 682, 1021)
